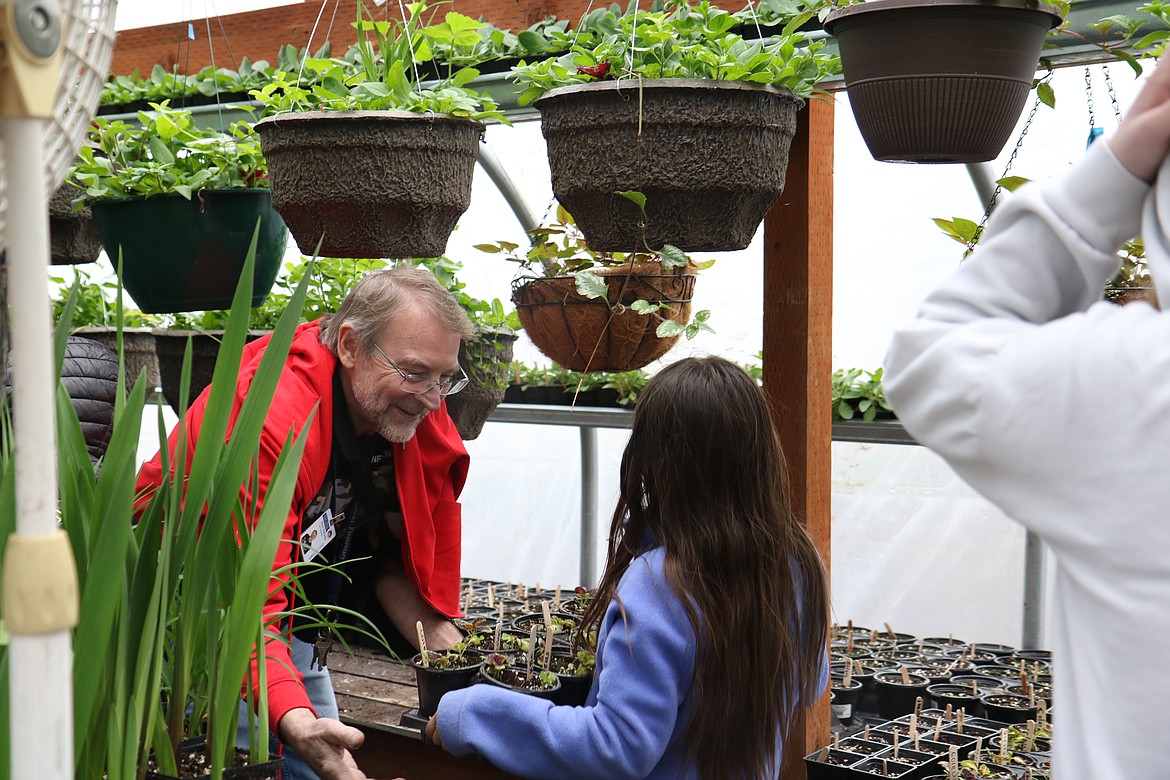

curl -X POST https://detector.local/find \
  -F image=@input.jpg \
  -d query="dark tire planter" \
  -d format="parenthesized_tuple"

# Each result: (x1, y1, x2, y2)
(254, 110, 484, 259)
(410, 651, 484, 719)
(90, 190, 287, 313)
(824, 0, 1063, 163)
(153, 328, 268, 415)
(444, 327, 518, 440)
(534, 78, 800, 251)
(49, 184, 103, 265)
(512, 267, 696, 372)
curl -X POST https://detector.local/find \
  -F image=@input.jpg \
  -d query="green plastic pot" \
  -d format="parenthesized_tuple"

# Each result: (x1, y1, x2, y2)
(91, 189, 288, 313)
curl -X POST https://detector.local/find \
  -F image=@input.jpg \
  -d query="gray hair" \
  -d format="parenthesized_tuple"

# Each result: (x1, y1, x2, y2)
(318, 266, 475, 354)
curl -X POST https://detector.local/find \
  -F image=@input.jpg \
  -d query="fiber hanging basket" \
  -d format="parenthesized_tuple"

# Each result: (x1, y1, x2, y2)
(534, 79, 800, 252)
(824, 0, 1063, 163)
(255, 110, 484, 259)
(513, 265, 696, 372)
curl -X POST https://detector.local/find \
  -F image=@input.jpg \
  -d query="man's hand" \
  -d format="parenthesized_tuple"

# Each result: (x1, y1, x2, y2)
(374, 557, 463, 650)
(425, 714, 444, 750)
(1110, 55, 1170, 182)
(278, 708, 368, 779)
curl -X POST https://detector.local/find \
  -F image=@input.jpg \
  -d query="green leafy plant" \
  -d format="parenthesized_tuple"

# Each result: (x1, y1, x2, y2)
(67, 102, 268, 204)
(477, 203, 715, 341)
(831, 367, 893, 422)
(49, 267, 161, 328)
(510, 0, 840, 105)
(0, 234, 314, 779)
(250, 2, 506, 122)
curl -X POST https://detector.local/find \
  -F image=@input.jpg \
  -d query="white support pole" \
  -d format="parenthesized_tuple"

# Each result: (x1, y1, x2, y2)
(1, 115, 73, 780)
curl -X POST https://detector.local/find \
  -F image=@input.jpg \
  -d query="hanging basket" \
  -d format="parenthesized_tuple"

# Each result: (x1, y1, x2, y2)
(254, 110, 485, 259)
(90, 190, 287, 313)
(824, 0, 1063, 163)
(534, 79, 801, 252)
(49, 184, 103, 266)
(444, 327, 518, 440)
(512, 265, 696, 372)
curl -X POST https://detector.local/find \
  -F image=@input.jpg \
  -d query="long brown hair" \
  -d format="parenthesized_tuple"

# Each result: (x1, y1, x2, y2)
(580, 356, 829, 779)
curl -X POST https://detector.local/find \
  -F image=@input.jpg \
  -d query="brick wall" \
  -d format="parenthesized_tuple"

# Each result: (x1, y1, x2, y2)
(110, 0, 600, 76)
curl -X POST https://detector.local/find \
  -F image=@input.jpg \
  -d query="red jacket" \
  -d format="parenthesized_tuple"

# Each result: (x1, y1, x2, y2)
(135, 320, 469, 729)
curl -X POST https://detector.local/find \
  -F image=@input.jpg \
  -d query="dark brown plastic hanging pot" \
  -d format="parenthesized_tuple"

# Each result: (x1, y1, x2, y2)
(824, 0, 1063, 164)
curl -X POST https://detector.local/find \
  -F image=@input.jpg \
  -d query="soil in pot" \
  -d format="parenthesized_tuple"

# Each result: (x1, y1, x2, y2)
(804, 746, 866, 780)
(478, 660, 561, 700)
(850, 757, 915, 778)
(926, 683, 986, 717)
(144, 739, 282, 780)
(410, 650, 484, 718)
(836, 738, 887, 758)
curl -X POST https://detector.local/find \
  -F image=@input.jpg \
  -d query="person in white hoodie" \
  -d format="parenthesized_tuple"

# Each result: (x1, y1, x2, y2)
(884, 57, 1170, 779)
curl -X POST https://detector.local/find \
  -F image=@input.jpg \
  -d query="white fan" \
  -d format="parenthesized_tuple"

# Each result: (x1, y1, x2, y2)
(0, 1, 116, 778)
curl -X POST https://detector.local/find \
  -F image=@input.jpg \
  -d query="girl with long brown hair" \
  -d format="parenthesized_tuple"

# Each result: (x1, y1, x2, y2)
(426, 355, 829, 778)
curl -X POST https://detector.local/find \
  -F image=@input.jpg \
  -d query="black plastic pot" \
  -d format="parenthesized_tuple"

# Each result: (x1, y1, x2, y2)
(980, 692, 1038, 725)
(144, 737, 283, 780)
(850, 756, 916, 778)
(829, 677, 863, 725)
(410, 651, 484, 718)
(874, 670, 931, 719)
(546, 653, 595, 707)
(804, 747, 867, 780)
(803, 747, 866, 780)
(91, 190, 287, 313)
(926, 683, 985, 717)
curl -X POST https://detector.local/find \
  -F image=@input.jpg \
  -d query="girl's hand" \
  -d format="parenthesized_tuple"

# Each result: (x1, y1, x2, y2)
(425, 714, 444, 749)
(1110, 55, 1170, 182)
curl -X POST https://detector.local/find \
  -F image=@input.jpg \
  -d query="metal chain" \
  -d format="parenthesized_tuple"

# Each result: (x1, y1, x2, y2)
(967, 81, 1047, 252)
(1084, 66, 1096, 131)
(1104, 64, 1124, 125)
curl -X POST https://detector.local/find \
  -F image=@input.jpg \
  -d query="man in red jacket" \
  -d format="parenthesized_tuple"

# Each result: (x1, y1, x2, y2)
(136, 266, 476, 779)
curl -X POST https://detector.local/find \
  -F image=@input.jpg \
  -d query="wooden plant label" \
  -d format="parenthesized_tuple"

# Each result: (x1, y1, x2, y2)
(900, 666, 911, 685)
(999, 728, 1009, 763)
(487, 584, 496, 607)
(494, 619, 503, 651)
(416, 621, 430, 668)
(541, 600, 555, 669)
(843, 662, 854, 687)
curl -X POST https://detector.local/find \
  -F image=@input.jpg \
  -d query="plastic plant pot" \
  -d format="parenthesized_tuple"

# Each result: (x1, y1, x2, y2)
(874, 670, 932, 719)
(837, 737, 888, 758)
(410, 651, 483, 718)
(850, 756, 916, 778)
(830, 677, 863, 725)
(804, 747, 867, 780)
(980, 692, 1039, 724)
(478, 661, 561, 701)
(926, 683, 986, 718)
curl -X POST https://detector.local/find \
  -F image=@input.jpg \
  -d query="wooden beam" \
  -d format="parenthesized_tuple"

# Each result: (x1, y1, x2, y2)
(763, 95, 835, 780)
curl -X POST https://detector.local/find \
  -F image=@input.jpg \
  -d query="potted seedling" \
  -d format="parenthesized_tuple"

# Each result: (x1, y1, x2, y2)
(409, 621, 485, 718)
(874, 666, 932, 719)
(477, 623, 561, 700)
(252, 3, 506, 258)
(67, 102, 287, 314)
(479, 204, 713, 372)
(510, 0, 840, 251)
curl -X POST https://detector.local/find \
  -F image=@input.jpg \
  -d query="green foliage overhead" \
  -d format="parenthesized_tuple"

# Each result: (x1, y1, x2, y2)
(68, 102, 267, 204)
(510, 0, 840, 104)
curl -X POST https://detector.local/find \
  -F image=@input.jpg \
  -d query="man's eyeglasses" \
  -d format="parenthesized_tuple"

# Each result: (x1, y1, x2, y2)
(371, 343, 469, 397)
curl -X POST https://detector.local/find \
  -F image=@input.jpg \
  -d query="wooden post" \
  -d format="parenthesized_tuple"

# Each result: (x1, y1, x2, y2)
(763, 95, 835, 780)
